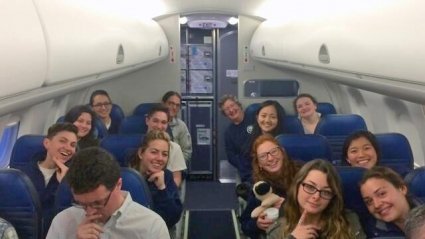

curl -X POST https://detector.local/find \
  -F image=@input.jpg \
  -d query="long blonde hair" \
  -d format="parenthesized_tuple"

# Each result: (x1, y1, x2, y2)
(283, 159, 354, 239)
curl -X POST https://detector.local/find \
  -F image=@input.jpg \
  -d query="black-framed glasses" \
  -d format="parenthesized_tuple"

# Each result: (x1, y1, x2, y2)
(301, 182, 334, 200)
(72, 190, 113, 209)
(257, 146, 281, 161)
(92, 102, 112, 108)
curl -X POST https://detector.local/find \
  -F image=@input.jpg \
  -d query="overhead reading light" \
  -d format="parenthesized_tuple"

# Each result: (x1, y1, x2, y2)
(179, 17, 188, 24)
(227, 17, 238, 25)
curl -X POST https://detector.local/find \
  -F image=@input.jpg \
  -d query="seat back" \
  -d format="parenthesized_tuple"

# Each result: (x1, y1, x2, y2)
(119, 115, 147, 134)
(244, 103, 261, 124)
(100, 134, 144, 166)
(276, 134, 332, 163)
(110, 104, 125, 124)
(405, 167, 425, 198)
(133, 102, 158, 117)
(9, 135, 45, 169)
(0, 169, 42, 239)
(283, 115, 304, 134)
(316, 102, 337, 115)
(375, 133, 414, 177)
(55, 167, 153, 214)
(336, 166, 372, 231)
(120, 168, 153, 208)
(315, 114, 367, 165)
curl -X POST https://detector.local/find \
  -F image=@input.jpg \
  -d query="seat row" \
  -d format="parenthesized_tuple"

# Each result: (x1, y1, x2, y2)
(0, 167, 152, 239)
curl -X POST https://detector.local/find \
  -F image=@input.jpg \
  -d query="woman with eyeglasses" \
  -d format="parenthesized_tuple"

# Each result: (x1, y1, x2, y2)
(89, 90, 120, 134)
(268, 159, 366, 239)
(129, 130, 183, 228)
(161, 91, 192, 163)
(64, 105, 99, 149)
(240, 134, 300, 239)
(359, 166, 423, 238)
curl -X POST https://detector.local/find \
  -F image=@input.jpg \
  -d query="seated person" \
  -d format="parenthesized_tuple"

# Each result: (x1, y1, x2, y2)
(162, 91, 192, 164)
(342, 130, 380, 169)
(268, 159, 366, 239)
(17, 123, 78, 236)
(242, 100, 286, 182)
(219, 95, 254, 183)
(0, 217, 18, 239)
(89, 90, 120, 134)
(47, 147, 169, 239)
(240, 134, 299, 239)
(144, 104, 187, 187)
(130, 130, 183, 228)
(293, 93, 321, 134)
(405, 205, 425, 239)
(64, 105, 99, 149)
(360, 166, 424, 238)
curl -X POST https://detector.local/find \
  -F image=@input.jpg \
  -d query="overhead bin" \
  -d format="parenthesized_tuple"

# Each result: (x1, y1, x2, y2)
(0, 0, 47, 98)
(35, 0, 168, 85)
(250, 1, 425, 84)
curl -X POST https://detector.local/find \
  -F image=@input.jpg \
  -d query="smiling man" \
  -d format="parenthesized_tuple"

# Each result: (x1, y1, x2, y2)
(18, 122, 78, 237)
(46, 147, 169, 239)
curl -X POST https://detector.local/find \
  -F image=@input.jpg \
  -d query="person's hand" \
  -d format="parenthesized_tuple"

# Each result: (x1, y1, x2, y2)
(147, 171, 166, 190)
(53, 157, 68, 182)
(256, 211, 275, 231)
(290, 210, 321, 239)
(76, 213, 104, 239)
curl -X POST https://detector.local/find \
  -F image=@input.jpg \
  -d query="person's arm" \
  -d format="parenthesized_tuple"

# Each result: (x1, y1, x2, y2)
(151, 170, 183, 228)
(175, 120, 192, 163)
(172, 171, 182, 188)
(224, 130, 241, 169)
(240, 193, 263, 239)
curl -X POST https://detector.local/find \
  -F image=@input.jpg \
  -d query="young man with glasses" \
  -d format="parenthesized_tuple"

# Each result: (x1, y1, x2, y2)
(89, 90, 120, 134)
(46, 147, 169, 239)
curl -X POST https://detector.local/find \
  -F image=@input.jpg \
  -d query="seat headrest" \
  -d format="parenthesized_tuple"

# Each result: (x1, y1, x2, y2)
(315, 114, 367, 135)
(119, 116, 148, 135)
(10, 135, 45, 169)
(276, 134, 332, 162)
(133, 103, 158, 117)
(376, 133, 414, 177)
(405, 167, 425, 198)
(100, 134, 144, 166)
(316, 102, 336, 115)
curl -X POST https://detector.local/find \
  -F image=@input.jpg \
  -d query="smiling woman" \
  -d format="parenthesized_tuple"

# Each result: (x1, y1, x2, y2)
(64, 105, 99, 150)
(130, 130, 183, 228)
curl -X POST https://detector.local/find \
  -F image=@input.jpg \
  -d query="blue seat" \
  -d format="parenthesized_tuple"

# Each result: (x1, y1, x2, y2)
(283, 115, 304, 134)
(119, 115, 147, 134)
(404, 167, 425, 198)
(315, 114, 367, 165)
(336, 166, 372, 233)
(100, 134, 144, 166)
(55, 167, 153, 213)
(9, 135, 45, 169)
(376, 133, 414, 177)
(0, 169, 42, 239)
(120, 168, 153, 208)
(276, 134, 332, 163)
(317, 102, 337, 115)
(110, 103, 125, 124)
(244, 103, 261, 124)
(133, 102, 158, 117)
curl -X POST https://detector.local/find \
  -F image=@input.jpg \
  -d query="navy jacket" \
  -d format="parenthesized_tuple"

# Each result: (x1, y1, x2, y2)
(224, 116, 253, 182)
(147, 169, 183, 228)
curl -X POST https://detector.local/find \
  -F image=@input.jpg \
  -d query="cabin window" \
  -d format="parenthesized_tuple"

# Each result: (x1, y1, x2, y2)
(0, 122, 19, 168)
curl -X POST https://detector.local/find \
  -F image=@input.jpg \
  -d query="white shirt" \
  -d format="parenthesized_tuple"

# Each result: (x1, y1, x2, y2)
(167, 141, 187, 172)
(46, 191, 170, 239)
